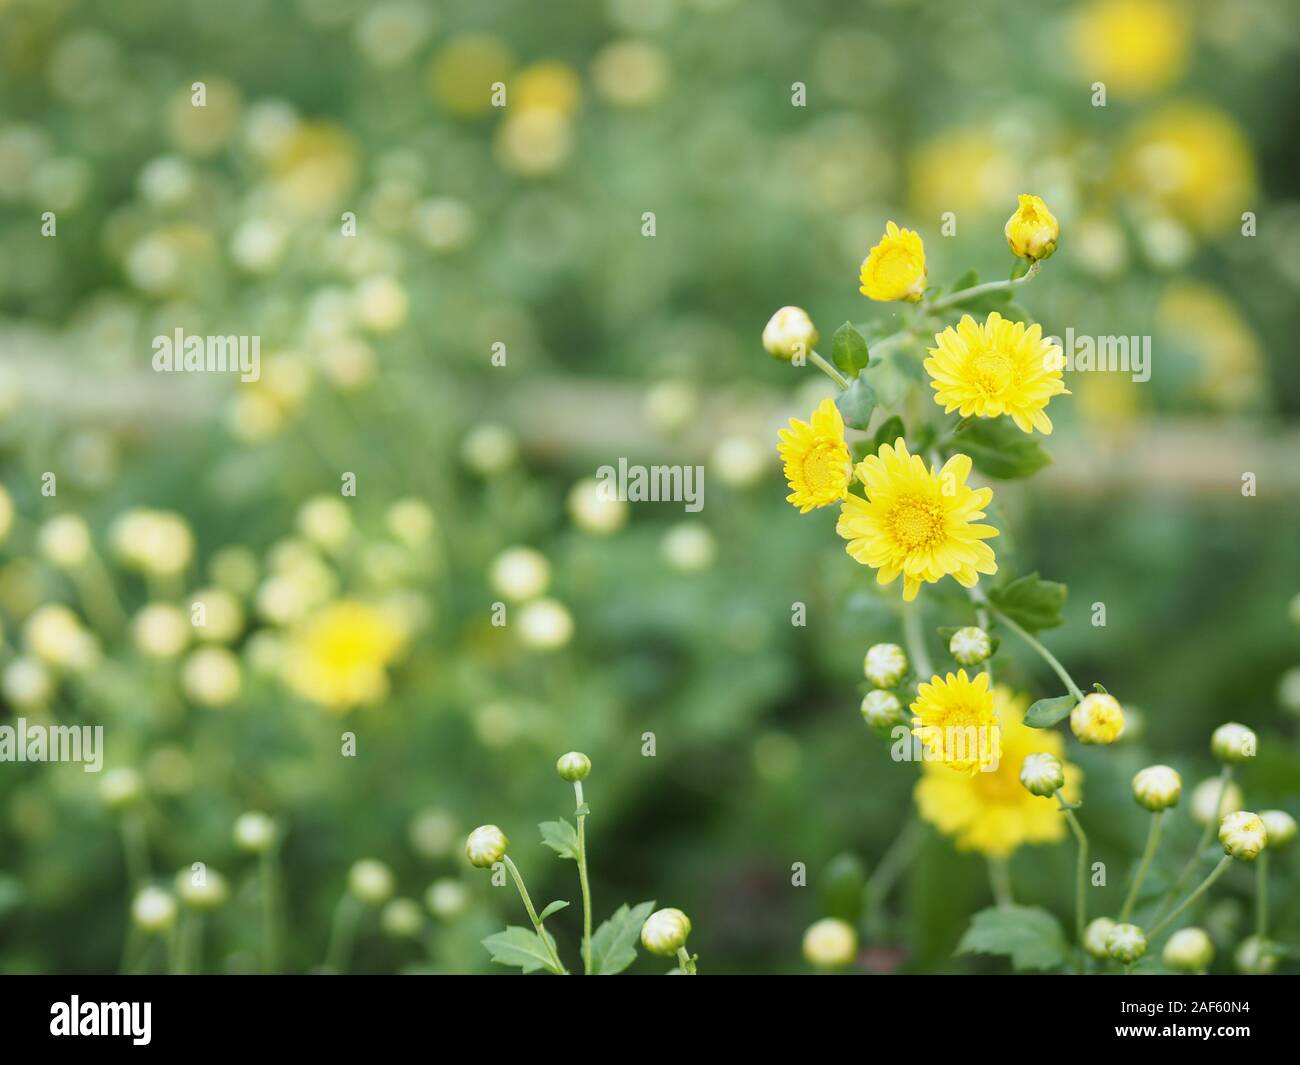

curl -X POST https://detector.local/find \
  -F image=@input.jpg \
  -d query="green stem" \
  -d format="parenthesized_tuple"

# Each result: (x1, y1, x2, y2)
(984, 599, 1084, 701)
(324, 893, 362, 974)
(1149, 856, 1233, 940)
(574, 781, 593, 975)
(1058, 797, 1088, 971)
(901, 596, 934, 680)
(864, 820, 924, 936)
(988, 856, 1014, 908)
(1256, 851, 1269, 940)
(503, 856, 567, 974)
(676, 945, 698, 975)
(1120, 811, 1163, 923)
(260, 847, 281, 974)
(926, 261, 1040, 313)
(120, 812, 150, 890)
(1155, 766, 1232, 921)
(808, 350, 850, 390)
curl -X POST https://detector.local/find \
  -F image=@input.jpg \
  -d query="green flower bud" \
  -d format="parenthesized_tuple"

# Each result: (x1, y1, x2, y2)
(348, 858, 395, 904)
(1210, 722, 1257, 763)
(1234, 935, 1278, 975)
(132, 886, 178, 933)
(1162, 927, 1214, 973)
(863, 643, 908, 689)
(465, 824, 509, 868)
(1019, 752, 1065, 797)
(801, 917, 858, 969)
(1132, 765, 1182, 812)
(1106, 922, 1147, 964)
(381, 897, 424, 938)
(1083, 917, 1117, 960)
(1219, 811, 1267, 861)
(949, 626, 992, 667)
(640, 907, 691, 956)
(1260, 809, 1296, 848)
(556, 751, 591, 782)
(860, 689, 905, 729)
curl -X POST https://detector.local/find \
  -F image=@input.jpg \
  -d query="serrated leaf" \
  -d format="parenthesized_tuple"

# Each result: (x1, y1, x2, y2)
(951, 418, 1051, 480)
(482, 925, 563, 974)
(835, 374, 876, 431)
(956, 905, 1068, 971)
(989, 572, 1067, 632)
(539, 819, 579, 860)
(538, 899, 571, 920)
(589, 900, 656, 975)
(1024, 694, 1077, 728)
(831, 321, 870, 376)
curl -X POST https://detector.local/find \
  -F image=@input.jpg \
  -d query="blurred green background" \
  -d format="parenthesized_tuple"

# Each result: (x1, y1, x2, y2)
(1, 0, 1298, 974)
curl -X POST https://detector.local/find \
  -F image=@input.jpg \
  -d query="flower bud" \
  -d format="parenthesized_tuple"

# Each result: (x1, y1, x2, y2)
(425, 877, 470, 920)
(99, 767, 145, 811)
(1070, 692, 1125, 745)
(641, 907, 692, 956)
(381, 897, 424, 938)
(1234, 935, 1278, 975)
(556, 751, 591, 782)
(348, 859, 395, 905)
(863, 643, 908, 689)
(1005, 194, 1060, 262)
(1106, 922, 1147, 964)
(1219, 811, 1267, 861)
(1162, 927, 1214, 973)
(949, 626, 992, 667)
(1132, 765, 1182, 812)
(175, 867, 229, 909)
(801, 917, 858, 968)
(1190, 777, 1243, 827)
(860, 689, 905, 729)
(1260, 809, 1296, 848)
(233, 811, 277, 854)
(1019, 752, 1065, 797)
(762, 306, 818, 362)
(132, 886, 178, 933)
(465, 824, 509, 868)
(1083, 917, 1116, 960)
(38, 514, 92, 570)
(1210, 722, 1257, 763)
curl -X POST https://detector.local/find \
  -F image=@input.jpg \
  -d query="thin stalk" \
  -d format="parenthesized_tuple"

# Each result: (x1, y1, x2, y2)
(985, 600, 1084, 701)
(676, 945, 698, 975)
(1256, 851, 1269, 940)
(1149, 856, 1233, 940)
(574, 781, 594, 975)
(1155, 766, 1232, 921)
(988, 856, 1014, 908)
(1058, 797, 1088, 971)
(324, 893, 362, 974)
(808, 350, 849, 390)
(864, 820, 924, 937)
(502, 856, 567, 974)
(260, 847, 281, 973)
(901, 596, 934, 680)
(1119, 811, 1164, 923)
(926, 261, 1040, 313)
(120, 811, 150, 890)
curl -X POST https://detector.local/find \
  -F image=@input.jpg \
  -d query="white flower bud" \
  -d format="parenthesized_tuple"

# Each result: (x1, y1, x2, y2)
(387, 498, 437, 549)
(1020, 752, 1065, 797)
(1190, 777, 1243, 827)
(425, 878, 470, 920)
(348, 859, 395, 904)
(556, 751, 591, 782)
(4, 657, 53, 709)
(462, 424, 518, 475)
(99, 767, 145, 811)
(132, 603, 190, 659)
(641, 907, 692, 956)
(860, 689, 905, 729)
(1132, 765, 1182, 812)
(175, 868, 229, 909)
(801, 917, 857, 968)
(518, 598, 574, 650)
(490, 547, 550, 602)
(1162, 927, 1214, 973)
(567, 477, 628, 535)
(233, 811, 277, 854)
(1210, 722, 1257, 763)
(1234, 935, 1277, 975)
(1106, 922, 1147, 964)
(381, 897, 424, 938)
(181, 646, 242, 707)
(1219, 811, 1267, 861)
(1083, 917, 1116, 960)
(297, 496, 352, 552)
(38, 515, 92, 570)
(762, 306, 818, 362)
(949, 626, 992, 667)
(1070, 692, 1125, 745)
(465, 824, 509, 868)
(1260, 809, 1296, 848)
(132, 887, 178, 933)
(863, 643, 908, 689)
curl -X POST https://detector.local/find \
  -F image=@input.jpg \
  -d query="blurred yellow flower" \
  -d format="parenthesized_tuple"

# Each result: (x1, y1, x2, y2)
(1157, 281, 1263, 410)
(836, 441, 997, 601)
(910, 127, 1017, 219)
(283, 600, 406, 711)
(495, 110, 573, 177)
(268, 122, 360, 216)
(430, 34, 515, 117)
(1004, 194, 1059, 262)
(591, 40, 669, 107)
(0, 484, 12, 543)
(915, 685, 1082, 856)
(776, 398, 852, 513)
(911, 669, 1000, 774)
(166, 79, 241, 156)
(1070, 0, 1190, 97)
(925, 312, 1069, 434)
(859, 222, 926, 302)
(515, 61, 582, 117)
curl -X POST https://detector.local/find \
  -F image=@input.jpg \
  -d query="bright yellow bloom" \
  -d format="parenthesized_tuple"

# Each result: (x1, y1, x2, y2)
(283, 599, 406, 711)
(915, 685, 1083, 857)
(925, 312, 1069, 434)
(911, 669, 1000, 774)
(1070, 692, 1125, 744)
(777, 398, 852, 513)
(1070, 0, 1190, 98)
(836, 439, 997, 601)
(858, 221, 926, 302)
(1004, 194, 1059, 261)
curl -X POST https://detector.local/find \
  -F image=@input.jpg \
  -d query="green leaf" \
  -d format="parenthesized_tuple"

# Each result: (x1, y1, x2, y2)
(538, 899, 571, 920)
(819, 852, 868, 923)
(949, 269, 979, 293)
(835, 374, 876, 431)
(951, 418, 1051, 480)
(1024, 694, 1077, 728)
(589, 900, 656, 975)
(870, 415, 905, 454)
(956, 905, 1068, 971)
(989, 572, 1067, 632)
(831, 321, 870, 376)
(1010, 259, 1032, 280)
(482, 926, 563, 974)
(539, 819, 579, 860)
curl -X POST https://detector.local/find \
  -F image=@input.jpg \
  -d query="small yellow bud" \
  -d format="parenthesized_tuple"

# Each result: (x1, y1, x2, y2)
(801, 917, 857, 968)
(1004, 194, 1060, 262)
(860, 689, 905, 729)
(1083, 917, 1116, 960)
(1070, 692, 1125, 745)
(1019, 752, 1065, 797)
(859, 221, 927, 302)
(465, 824, 509, 868)
(863, 643, 908, 689)
(1234, 935, 1277, 975)
(1210, 722, 1257, 763)
(1162, 927, 1214, 973)
(1106, 922, 1147, 964)
(761, 306, 818, 362)
(556, 751, 591, 782)
(1219, 811, 1267, 861)
(641, 907, 692, 956)
(949, 626, 992, 667)
(1260, 810, 1296, 848)
(1132, 765, 1182, 812)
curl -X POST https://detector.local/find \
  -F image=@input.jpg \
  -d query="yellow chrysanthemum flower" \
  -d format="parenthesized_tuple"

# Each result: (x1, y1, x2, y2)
(911, 669, 1001, 774)
(283, 599, 406, 712)
(925, 312, 1069, 434)
(915, 685, 1083, 857)
(1070, 0, 1190, 98)
(859, 221, 926, 302)
(836, 439, 997, 601)
(777, 398, 852, 513)
(1004, 194, 1059, 262)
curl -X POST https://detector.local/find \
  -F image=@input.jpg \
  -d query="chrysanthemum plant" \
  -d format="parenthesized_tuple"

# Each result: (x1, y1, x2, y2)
(467, 752, 698, 974)
(769, 199, 1288, 975)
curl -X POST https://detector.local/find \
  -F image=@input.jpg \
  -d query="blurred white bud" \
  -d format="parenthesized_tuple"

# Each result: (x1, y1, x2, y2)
(233, 811, 277, 854)
(490, 547, 550, 602)
(461, 424, 518, 475)
(99, 767, 145, 811)
(518, 598, 574, 650)
(175, 867, 229, 909)
(37, 515, 91, 570)
(1210, 722, 1257, 763)
(1083, 917, 1116, 960)
(425, 877, 470, 919)
(661, 522, 716, 573)
(1234, 935, 1278, 975)
(381, 897, 424, 938)
(1260, 810, 1296, 848)
(801, 917, 856, 968)
(3, 656, 53, 708)
(1191, 777, 1243, 827)
(132, 603, 190, 659)
(181, 646, 242, 707)
(297, 496, 353, 552)
(568, 477, 628, 535)
(132, 887, 178, 933)
(1162, 927, 1214, 973)
(348, 859, 395, 904)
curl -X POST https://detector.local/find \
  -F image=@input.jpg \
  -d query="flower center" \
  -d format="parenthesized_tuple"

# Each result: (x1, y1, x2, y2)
(970, 347, 1014, 396)
(801, 443, 847, 496)
(888, 496, 944, 550)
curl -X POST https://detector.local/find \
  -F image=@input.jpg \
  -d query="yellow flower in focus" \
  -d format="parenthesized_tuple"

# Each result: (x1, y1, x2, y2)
(911, 669, 1000, 773)
(283, 600, 406, 712)
(514, 61, 582, 117)
(925, 312, 1069, 434)
(836, 440, 997, 601)
(915, 685, 1082, 856)
(859, 222, 927, 302)
(1070, 0, 1190, 97)
(1004, 194, 1059, 262)
(777, 398, 852, 513)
